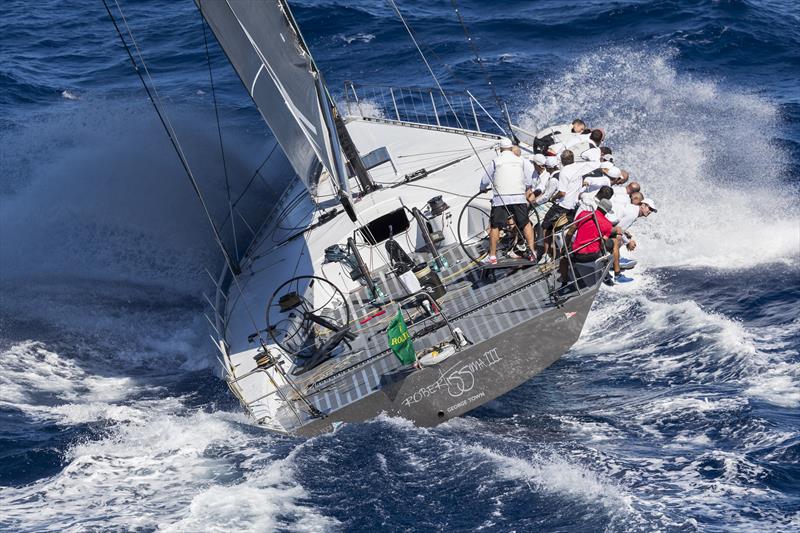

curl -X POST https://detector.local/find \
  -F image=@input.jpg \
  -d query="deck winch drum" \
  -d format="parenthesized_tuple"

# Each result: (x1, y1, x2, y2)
(413, 263, 446, 300)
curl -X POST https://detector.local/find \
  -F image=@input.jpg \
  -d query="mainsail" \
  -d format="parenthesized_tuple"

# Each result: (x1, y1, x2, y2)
(197, 0, 349, 199)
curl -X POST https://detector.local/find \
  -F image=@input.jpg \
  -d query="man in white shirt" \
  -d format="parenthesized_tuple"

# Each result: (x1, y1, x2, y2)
(579, 129, 604, 162)
(609, 195, 657, 283)
(532, 157, 559, 205)
(530, 155, 560, 245)
(540, 150, 593, 259)
(577, 163, 626, 210)
(534, 119, 586, 154)
(608, 181, 641, 222)
(479, 138, 537, 264)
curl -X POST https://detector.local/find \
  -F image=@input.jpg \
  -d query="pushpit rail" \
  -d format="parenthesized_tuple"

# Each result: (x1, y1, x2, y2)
(343, 81, 506, 136)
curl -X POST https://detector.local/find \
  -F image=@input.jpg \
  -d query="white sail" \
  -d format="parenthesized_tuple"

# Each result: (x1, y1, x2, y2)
(197, 0, 348, 196)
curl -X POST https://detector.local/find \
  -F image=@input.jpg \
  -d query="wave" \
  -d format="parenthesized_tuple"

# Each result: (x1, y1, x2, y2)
(575, 281, 800, 408)
(0, 404, 335, 532)
(0, 99, 288, 292)
(519, 48, 800, 271)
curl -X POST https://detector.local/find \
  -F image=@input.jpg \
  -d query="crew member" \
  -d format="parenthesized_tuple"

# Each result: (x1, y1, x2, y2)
(534, 119, 587, 153)
(540, 150, 585, 260)
(479, 138, 537, 264)
(558, 199, 615, 293)
(580, 129, 604, 161)
(610, 197, 657, 283)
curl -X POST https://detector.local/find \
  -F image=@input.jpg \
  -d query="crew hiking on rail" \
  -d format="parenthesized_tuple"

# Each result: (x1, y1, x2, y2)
(479, 119, 658, 286)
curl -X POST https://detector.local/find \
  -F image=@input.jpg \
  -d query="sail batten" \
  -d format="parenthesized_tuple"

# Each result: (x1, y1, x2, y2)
(197, 0, 347, 196)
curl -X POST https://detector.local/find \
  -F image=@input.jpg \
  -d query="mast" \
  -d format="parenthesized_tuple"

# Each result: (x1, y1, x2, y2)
(196, 0, 375, 220)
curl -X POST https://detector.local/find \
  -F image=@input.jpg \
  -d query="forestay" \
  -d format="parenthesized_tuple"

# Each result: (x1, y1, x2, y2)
(197, 0, 347, 196)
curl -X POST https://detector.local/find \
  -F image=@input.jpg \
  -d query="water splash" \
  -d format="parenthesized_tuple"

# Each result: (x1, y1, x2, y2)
(520, 48, 800, 270)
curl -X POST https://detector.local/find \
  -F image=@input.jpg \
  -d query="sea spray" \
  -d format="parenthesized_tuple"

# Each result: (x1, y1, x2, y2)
(520, 48, 800, 270)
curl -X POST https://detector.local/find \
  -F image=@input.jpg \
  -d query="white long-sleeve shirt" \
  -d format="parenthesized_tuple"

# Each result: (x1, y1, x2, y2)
(533, 170, 559, 205)
(580, 141, 601, 162)
(556, 162, 595, 210)
(535, 123, 573, 138)
(609, 186, 631, 222)
(614, 203, 641, 244)
(577, 175, 612, 211)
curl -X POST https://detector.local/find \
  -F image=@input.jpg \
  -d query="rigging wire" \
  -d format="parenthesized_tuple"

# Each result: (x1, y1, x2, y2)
(103, 0, 322, 423)
(200, 13, 238, 261)
(449, 0, 514, 137)
(386, 0, 530, 250)
(217, 141, 279, 233)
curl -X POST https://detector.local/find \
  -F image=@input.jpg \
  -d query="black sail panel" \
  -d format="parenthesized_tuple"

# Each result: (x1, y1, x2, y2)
(198, 0, 343, 194)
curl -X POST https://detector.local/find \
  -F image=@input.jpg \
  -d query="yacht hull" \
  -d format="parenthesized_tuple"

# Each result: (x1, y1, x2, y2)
(295, 284, 599, 437)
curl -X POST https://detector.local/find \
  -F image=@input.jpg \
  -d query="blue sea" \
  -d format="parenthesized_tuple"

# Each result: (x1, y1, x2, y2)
(1, 1, 799, 531)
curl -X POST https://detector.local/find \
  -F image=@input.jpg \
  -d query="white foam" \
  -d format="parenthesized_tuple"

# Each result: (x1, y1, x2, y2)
(0, 341, 137, 418)
(468, 445, 634, 513)
(60, 89, 78, 100)
(0, 407, 336, 532)
(575, 286, 800, 410)
(343, 97, 386, 120)
(744, 363, 800, 408)
(339, 32, 375, 44)
(520, 48, 800, 271)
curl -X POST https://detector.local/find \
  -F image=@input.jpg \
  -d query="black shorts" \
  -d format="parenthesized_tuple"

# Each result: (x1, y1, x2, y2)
(574, 239, 612, 262)
(490, 203, 530, 230)
(573, 251, 603, 263)
(542, 205, 575, 231)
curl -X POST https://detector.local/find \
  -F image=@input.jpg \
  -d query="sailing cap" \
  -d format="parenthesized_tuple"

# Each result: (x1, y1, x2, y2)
(641, 198, 658, 212)
(499, 137, 514, 149)
(545, 155, 560, 168)
(597, 199, 613, 214)
(532, 153, 547, 165)
(602, 153, 614, 162)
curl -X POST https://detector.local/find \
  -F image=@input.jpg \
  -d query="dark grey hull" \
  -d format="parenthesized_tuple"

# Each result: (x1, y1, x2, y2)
(295, 284, 598, 437)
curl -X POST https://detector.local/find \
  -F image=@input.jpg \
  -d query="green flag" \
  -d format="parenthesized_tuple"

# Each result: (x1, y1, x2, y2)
(388, 310, 416, 365)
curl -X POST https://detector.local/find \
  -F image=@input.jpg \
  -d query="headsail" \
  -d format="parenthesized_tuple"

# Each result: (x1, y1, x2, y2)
(197, 0, 349, 198)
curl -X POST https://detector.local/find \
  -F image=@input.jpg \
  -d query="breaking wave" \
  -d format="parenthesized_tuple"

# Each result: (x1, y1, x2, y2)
(0, 385, 335, 532)
(520, 48, 800, 271)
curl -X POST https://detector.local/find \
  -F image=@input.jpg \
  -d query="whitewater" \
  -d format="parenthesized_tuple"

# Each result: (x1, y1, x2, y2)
(1, 0, 798, 531)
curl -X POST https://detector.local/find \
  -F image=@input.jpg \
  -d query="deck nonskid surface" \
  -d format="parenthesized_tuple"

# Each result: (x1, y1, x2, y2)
(277, 241, 560, 422)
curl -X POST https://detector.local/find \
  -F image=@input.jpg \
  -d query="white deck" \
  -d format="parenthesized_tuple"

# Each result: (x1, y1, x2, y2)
(219, 118, 502, 427)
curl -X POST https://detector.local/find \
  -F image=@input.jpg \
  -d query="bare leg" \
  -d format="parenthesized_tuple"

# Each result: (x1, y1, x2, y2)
(542, 228, 552, 259)
(523, 223, 535, 255)
(559, 257, 569, 285)
(489, 228, 500, 257)
(613, 236, 621, 275)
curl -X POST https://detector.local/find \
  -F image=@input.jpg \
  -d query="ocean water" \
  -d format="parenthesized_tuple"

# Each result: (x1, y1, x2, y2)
(1, 0, 799, 531)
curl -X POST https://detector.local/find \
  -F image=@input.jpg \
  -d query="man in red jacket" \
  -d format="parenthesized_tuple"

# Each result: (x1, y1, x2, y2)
(559, 199, 614, 292)
(574, 199, 614, 258)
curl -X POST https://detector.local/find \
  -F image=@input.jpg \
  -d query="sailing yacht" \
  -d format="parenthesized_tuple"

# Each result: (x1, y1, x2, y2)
(189, 1, 611, 436)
